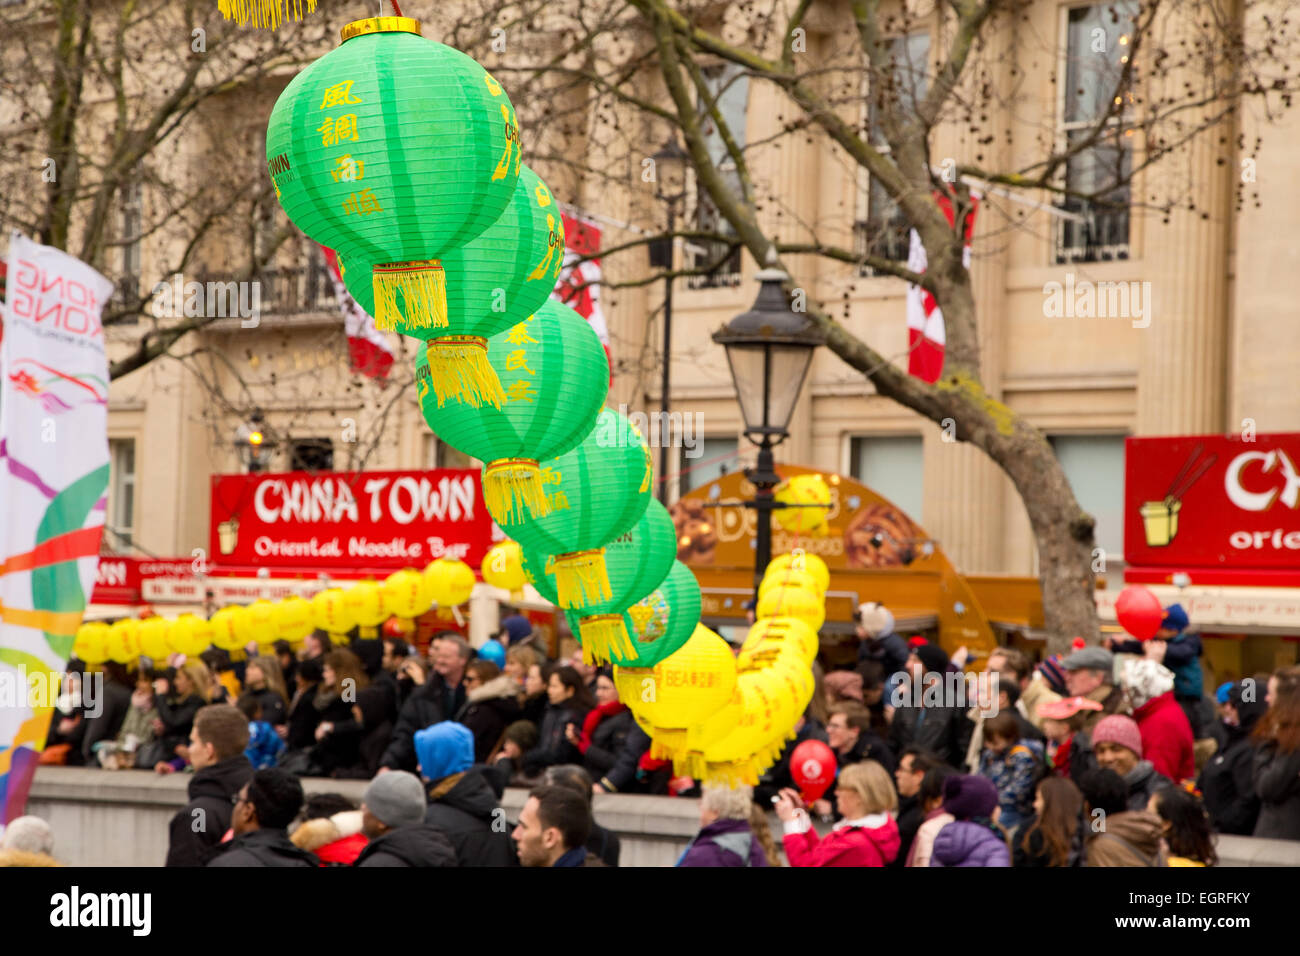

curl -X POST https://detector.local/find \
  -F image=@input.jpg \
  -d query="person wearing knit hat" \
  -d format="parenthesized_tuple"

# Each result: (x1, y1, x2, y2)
(887, 642, 973, 770)
(1108, 603, 1205, 736)
(856, 602, 910, 691)
(1091, 714, 1174, 812)
(1035, 655, 1068, 697)
(354, 771, 457, 867)
(1121, 658, 1194, 783)
(928, 775, 1010, 867)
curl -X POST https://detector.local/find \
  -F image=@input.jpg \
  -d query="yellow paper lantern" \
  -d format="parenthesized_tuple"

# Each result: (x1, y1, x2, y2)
(773, 473, 832, 535)
(739, 616, 820, 668)
(311, 588, 354, 635)
(343, 580, 388, 637)
(235, 599, 280, 647)
(756, 583, 825, 633)
(167, 614, 215, 657)
(73, 621, 111, 664)
(105, 618, 142, 665)
(481, 541, 526, 598)
(274, 596, 315, 642)
(209, 606, 245, 651)
(619, 624, 736, 754)
(423, 557, 475, 620)
(759, 567, 821, 602)
(382, 568, 433, 622)
(699, 677, 779, 785)
(137, 617, 170, 661)
(766, 551, 830, 594)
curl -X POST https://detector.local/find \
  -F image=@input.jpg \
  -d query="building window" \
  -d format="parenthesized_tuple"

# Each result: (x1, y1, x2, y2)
(107, 439, 136, 551)
(678, 437, 738, 496)
(1048, 434, 1126, 560)
(289, 438, 334, 472)
(1054, 2, 1137, 264)
(855, 32, 930, 276)
(686, 63, 748, 290)
(116, 178, 143, 312)
(849, 435, 924, 522)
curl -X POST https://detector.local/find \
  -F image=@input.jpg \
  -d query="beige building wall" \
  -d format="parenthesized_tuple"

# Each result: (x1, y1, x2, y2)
(90, 1, 1298, 581)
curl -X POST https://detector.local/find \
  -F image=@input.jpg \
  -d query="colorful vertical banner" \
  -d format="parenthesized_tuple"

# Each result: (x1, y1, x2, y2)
(554, 212, 612, 382)
(904, 192, 979, 384)
(0, 233, 113, 824)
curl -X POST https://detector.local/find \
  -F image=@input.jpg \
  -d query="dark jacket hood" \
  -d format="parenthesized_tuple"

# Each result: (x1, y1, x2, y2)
(429, 767, 500, 822)
(188, 755, 252, 802)
(355, 824, 457, 867)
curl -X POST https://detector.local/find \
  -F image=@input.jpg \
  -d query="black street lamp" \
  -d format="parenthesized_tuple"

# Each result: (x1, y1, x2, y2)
(712, 268, 825, 602)
(649, 136, 688, 504)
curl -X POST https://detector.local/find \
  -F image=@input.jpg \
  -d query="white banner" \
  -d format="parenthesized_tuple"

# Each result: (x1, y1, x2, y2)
(0, 232, 113, 816)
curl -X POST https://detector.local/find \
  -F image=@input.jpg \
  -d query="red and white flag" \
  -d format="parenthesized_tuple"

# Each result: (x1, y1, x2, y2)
(320, 246, 394, 381)
(905, 193, 979, 384)
(553, 212, 613, 383)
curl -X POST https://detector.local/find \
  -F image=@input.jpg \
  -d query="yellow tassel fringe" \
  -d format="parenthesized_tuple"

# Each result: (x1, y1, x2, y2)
(426, 337, 505, 409)
(578, 614, 636, 666)
(217, 0, 317, 29)
(373, 260, 448, 331)
(552, 549, 612, 609)
(483, 459, 550, 527)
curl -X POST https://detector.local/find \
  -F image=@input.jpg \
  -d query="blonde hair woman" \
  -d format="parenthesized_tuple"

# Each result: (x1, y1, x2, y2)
(152, 660, 214, 773)
(677, 786, 769, 867)
(775, 761, 901, 867)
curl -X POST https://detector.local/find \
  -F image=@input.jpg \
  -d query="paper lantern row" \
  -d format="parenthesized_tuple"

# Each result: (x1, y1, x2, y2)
(70, 559, 478, 665)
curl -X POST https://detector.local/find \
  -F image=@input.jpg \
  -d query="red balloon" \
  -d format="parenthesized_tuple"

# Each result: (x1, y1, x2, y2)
(790, 740, 837, 803)
(1115, 585, 1163, 642)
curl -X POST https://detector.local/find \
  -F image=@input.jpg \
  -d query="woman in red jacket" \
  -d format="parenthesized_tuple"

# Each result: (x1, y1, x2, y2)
(1123, 658, 1194, 783)
(775, 760, 901, 866)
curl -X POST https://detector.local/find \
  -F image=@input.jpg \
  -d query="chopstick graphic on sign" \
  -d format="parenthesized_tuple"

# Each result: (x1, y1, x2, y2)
(1139, 444, 1218, 549)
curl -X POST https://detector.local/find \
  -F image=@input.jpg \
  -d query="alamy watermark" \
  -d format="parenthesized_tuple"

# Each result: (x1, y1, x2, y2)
(151, 273, 262, 328)
(597, 403, 702, 458)
(0, 667, 103, 718)
(1042, 273, 1152, 329)
(891, 669, 1001, 717)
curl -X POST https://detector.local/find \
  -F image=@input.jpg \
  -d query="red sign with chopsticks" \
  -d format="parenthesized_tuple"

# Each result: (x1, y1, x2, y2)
(1124, 433, 1300, 571)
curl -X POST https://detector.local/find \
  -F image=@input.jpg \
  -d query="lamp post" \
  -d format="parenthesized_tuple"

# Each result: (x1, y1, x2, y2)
(713, 269, 825, 603)
(234, 410, 275, 473)
(649, 136, 688, 504)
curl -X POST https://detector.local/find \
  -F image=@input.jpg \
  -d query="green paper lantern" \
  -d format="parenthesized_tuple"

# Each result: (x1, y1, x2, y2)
(523, 499, 677, 664)
(506, 408, 653, 612)
(585, 561, 702, 668)
(343, 164, 566, 408)
(266, 16, 520, 332)
(417, 298, 608, 525)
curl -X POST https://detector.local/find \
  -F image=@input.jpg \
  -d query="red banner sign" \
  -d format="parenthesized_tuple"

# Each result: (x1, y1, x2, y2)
(90, 557, 197, 605)
(209, 469, 493, 572)
(1125, 433, 1300, 571)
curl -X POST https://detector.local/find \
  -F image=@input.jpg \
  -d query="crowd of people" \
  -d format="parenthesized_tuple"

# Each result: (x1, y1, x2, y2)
(18, 600, 1300, 867)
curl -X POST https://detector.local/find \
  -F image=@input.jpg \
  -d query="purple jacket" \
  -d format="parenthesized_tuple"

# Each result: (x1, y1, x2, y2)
(929, 821, 1011, 868)
(678, 818, 769, 867)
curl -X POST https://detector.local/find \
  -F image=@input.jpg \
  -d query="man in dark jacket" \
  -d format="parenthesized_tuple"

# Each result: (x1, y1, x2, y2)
(208, 768, 319, 867)
(888, 645, 973, 769)
(513, 784, 605, 867)
(856, 602, 910, 690)
(417, 722, 511, 866)
(80, 662, 132, 763)
(592, 722, 666, 795)
(891, 747, 942, 867)
(354, 771, 457, 867)
(379, 639, 469, 772)
(165, 704, 253, 867)
(542, 764, 620, 865)
(1198, 679, 1267, 835)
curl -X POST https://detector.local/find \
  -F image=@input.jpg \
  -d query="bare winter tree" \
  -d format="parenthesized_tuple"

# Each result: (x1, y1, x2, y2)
(452, 0, 1297, 650)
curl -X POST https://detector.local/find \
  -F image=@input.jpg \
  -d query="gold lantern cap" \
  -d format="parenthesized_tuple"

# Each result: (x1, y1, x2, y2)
(342, 17, 422, 42)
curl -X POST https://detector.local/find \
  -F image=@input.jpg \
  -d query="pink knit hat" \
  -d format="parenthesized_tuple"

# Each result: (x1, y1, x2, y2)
(1091, 714, 1143, 757)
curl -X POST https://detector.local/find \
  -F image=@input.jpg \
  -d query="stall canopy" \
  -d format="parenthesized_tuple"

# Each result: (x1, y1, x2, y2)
(669, 463, 1010, 658)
